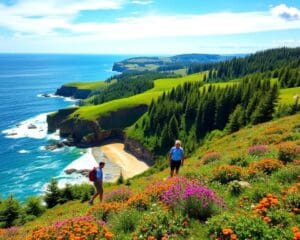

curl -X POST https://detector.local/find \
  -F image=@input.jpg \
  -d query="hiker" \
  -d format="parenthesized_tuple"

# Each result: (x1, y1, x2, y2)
(89, 161, 105, 205)
(169, 140, 184, 177)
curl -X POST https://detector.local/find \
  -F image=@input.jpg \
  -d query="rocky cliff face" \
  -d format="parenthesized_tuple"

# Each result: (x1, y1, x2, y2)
(124, 138, 154, 166)
(47, 107, 78, 132)
(46, 105, 147, 147)
(55, 85, 91, 99)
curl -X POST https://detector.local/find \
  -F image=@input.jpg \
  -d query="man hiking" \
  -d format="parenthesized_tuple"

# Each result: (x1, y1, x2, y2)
(89, 161, 105, 205)
(169, 140, 184, 177)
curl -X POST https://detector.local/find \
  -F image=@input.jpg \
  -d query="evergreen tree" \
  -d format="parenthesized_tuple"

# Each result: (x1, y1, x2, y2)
(44, 178, 61, 208)
(25, 196, 45, 217)
(0, 195, 21, 228)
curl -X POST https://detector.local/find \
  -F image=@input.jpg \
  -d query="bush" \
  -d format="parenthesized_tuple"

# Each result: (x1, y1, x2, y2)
(272, 165, 300, 184)
(207, 212, 293, 240)
(104, 187, 132, 203)
(213, 165, 242, 184)
(161, 178, 223, 220)
(44, 178, 61, 208)
(24, 197, 45, 217)
(0, 196, 21, 228)
(278, 142, 300, 163)
(248, 158, 283, 176)
(27, 216, 110, 240)
(88, 202, 126, 221)
(229, 156, 249, 167)
(228, 180, 244, 196)
(201, 152, 221, 164)
(266, 209, 291, 227)
(248, 145, 270, 156)
(109, 208, 141, 233)
(135, 205, 189, 240)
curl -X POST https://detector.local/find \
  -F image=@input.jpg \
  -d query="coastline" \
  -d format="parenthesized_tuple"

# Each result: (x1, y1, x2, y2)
(93, 143, 149, 179)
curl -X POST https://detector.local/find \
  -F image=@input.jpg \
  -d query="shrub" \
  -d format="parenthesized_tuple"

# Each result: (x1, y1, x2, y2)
(228, 180, 244, 196)
(104, 187, 132, 203)
(248, 158, 283, 176)
(161, 178, 223, 220)
(213, 165, 242, 184)
(0, 195, 21, 228)
(27, 216, 110, 240)
(207, 212, 293, 240)
(201, 152, 221, 164)
(135, 205, 189, 240)
(229, 156, 249, 167)
(252, 193, 280, 217)
(248, 145, 270, 156)
(266, 209, 291, 227)
(0, 227, 19, 240)
(109, 208, 141, 233)
(88, 202, 126, 221)
(127, 193, 151, 211)
(24, 196, 45, 218)
(272, 165, 300, 184)
(278, 141, 300, 163)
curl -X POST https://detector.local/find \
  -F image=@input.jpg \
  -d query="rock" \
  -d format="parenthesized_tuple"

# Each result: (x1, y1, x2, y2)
(45, 141, 66, 151)
(124, 138, 154, 166)
(238, 181, 251, 188)
(41, 93, 51, 97)
(7, 132, 17, 136)
(55, 85, 91, 99)
(65, 169, 76, 174)
(28, 124, 37, 129)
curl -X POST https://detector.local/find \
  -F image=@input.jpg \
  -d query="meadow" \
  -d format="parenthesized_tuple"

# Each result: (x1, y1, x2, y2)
(1, 113, 299, 240)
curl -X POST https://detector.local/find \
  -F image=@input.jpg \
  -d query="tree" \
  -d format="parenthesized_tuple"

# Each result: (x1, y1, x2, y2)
(44, 178, 61, 208)
(25, 196, 45, 217)
(226, 105, 245, 133)
(0, 195, 21, 228)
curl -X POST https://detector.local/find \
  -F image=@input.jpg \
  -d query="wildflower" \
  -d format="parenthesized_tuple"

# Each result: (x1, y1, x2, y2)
(222, 228, 233, 235)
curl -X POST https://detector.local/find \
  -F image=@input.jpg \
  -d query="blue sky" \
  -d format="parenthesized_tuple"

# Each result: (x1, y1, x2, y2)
(0, 0, 299, 54)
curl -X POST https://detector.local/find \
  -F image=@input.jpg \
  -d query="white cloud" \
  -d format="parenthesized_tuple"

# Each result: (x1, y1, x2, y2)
(271, 4, 300, 21)
(130, 0, 153, 5)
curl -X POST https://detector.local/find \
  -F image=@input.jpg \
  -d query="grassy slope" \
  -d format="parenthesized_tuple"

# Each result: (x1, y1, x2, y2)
(71, 72, 205, 120)
(65, 81, 108, 90)
(279, 86, 300, 104)
(14, 113, 300, 239)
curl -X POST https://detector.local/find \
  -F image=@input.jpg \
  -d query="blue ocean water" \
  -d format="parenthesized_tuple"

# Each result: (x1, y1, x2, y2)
(0, 54, 127, 201)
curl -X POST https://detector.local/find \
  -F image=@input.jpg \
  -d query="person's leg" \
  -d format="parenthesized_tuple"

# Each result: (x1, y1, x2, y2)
(99, 187, 103, 202)
(90, 192, 98, 204)
(175, 161, 181, 175)
(170, 161, 175, 177)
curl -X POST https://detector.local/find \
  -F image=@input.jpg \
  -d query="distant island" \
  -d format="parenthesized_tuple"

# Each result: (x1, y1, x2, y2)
(112, 53, 238, 72)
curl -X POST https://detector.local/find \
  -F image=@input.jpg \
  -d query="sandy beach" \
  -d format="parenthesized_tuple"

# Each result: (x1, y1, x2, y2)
(93, 143, 149, 179)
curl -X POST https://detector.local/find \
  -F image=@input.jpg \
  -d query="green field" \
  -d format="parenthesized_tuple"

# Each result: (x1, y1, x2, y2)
(278, 86, 300, 104)
(65, 81, 108, 90)
(71, 72, 205, 120)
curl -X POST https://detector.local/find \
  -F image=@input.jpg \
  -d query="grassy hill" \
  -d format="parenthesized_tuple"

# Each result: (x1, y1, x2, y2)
(70, 72, 205, 121)
(4, 113, 300, 240)
(65, 81, 109, 90)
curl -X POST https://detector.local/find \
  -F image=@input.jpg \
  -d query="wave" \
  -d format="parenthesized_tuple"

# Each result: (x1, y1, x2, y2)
(2, 113, 49, 139)
(18, 149, 30, 154)
(37, 93, 78, 103)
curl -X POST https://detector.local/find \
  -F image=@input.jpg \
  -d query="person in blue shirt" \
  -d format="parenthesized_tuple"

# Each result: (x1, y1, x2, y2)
(89, 161, 105, 205)
(169, 140, 184, 177)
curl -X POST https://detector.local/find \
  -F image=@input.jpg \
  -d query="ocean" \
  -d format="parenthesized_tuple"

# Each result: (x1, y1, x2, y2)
(0, 54, 128, 201)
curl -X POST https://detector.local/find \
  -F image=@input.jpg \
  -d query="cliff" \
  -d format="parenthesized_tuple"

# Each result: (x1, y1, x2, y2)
(46, 104, 148, 147)
(55, 85, 91, 99)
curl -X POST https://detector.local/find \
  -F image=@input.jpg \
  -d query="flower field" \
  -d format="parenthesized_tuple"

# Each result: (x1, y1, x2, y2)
(0, 113, 299, 239)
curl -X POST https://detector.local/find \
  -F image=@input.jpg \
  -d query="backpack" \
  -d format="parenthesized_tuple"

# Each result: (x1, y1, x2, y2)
(89, 167, 97, 182)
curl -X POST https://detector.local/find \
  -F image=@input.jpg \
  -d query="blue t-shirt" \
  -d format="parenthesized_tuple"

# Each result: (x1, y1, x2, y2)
(95, 168, 103, 181)
(170, 147, 184, 161)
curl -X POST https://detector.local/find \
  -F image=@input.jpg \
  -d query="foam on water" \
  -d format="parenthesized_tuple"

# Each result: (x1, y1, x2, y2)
(18, 149, 30, 154)
(2, 113, 48, 139)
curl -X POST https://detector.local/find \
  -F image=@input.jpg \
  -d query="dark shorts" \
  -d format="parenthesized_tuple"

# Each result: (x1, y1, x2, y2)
(94, 182, 103, 193)
(170, 160, 181, 171)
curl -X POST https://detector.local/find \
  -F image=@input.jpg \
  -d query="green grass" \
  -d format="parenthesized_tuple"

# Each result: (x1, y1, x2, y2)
(71, 72, 205, 120)
(65, 81, 108, 90)
(279, 86, 300, 104)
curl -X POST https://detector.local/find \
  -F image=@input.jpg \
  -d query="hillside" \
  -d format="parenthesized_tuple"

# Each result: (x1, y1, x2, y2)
(2, 113, 300, 240)
(112, 54, 235, 72)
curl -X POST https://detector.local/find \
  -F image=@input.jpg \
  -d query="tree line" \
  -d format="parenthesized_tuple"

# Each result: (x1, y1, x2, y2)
(188, 47, 300, 86)
(131, 75, 280, 155)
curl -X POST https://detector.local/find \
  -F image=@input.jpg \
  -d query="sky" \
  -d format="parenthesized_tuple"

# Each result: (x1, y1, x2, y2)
(0, 0, 299, 54)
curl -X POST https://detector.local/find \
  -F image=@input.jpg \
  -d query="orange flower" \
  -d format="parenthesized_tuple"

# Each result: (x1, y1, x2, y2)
(105, 231, 114, 239)
(294, 231, 300, 240)
(230, 234, 237, 240)
(147, 236, 155, 240)
(222, 228, 233, 235)
(292, 226, 300, 233)
(263, 217, 271, 223)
